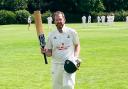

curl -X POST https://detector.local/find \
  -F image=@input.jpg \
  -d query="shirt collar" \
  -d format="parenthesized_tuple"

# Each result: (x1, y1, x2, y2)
(56, 25, 67, 33)
(62, 25, 66, 33)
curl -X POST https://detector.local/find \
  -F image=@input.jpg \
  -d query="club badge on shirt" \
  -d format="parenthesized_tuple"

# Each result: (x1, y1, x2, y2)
(56, 43, 70, 50)
(53, 36, 57, 39)
(67, 35, 70, 38)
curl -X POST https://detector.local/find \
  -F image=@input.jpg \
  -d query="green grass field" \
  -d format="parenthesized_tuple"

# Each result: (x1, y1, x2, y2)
(0, 22, 128, 89)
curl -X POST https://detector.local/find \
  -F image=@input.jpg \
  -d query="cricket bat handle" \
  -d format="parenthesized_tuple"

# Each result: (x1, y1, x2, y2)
(42, 46, 48, 64)
(43, 53, 48, 64)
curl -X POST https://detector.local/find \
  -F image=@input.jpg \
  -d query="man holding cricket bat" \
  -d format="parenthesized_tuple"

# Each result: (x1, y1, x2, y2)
(42, 11, 81, 89)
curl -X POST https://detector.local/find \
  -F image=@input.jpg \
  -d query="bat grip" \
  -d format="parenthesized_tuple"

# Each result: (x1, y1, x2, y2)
(39, 34, 48, 64)
(43, 52, 48, 64)
(41, 45, 48, 64)
(42, 46, 48, 64)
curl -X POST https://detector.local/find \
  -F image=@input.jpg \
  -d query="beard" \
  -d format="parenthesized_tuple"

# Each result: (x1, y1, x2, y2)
(56, 23, 64, 30)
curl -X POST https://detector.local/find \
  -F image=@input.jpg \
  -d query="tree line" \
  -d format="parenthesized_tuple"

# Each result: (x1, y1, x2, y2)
(0, 0, 128, 23)
(1, 0, 128, 13)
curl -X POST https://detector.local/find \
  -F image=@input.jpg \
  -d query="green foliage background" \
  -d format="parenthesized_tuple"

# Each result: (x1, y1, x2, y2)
(0, 0, 128, 24)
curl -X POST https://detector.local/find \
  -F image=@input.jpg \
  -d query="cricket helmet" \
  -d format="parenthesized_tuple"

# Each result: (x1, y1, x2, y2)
(64, 57, 80, 74)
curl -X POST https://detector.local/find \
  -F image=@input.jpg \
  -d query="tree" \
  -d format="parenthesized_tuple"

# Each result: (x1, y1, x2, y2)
(0, 0, 28, 11)
(74, 0, 105, 14)
(0, 0, 5, 10)
(103, 0, 128, 12)
(40, 0, 105, 14)
(92, 0, 105, 12)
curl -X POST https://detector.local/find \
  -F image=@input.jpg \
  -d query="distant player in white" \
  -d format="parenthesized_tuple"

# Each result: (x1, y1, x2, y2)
(42, 11, 80, 89)
(107, 15, 111, 24)
(111, 15, 115, 23)
(126, 16, 128, 22)
(27, 16, 32, 30)
(88, 15, 91, 23)
(107, 14, 114, 25)
(82, 16, 86, 27)
(47, 16, 53, 31)
(101, 15, 105, 24)
(82, 16, 86, 24)
(97, 16, 101, 24)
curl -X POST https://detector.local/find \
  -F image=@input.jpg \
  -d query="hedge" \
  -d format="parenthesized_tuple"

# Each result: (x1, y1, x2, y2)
(1, 10, 128, 24)
(0, 10, 16, 25)
(15, 10, 31, 24)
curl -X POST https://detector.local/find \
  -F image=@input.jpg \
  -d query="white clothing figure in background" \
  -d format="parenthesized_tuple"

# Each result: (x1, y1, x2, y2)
(101, 15, 105, 24)
(107, 15, 111, 24)
(47, 16, 53, 31)
(82, 16, 86, 24)
(111, 15, 115, 23)
(28, 16, 32, 30)
(126, 16, 128, 22)
(97, 16, 101, 24)
(107, 14, 115, 25)
(88, 15, 91, 23)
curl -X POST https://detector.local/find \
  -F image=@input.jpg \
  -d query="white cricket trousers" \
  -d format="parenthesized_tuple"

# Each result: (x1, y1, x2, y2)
(51, 63, 76, 89)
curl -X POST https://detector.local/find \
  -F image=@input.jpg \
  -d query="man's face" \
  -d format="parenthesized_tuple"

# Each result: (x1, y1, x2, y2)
(54, 14, 65, 30)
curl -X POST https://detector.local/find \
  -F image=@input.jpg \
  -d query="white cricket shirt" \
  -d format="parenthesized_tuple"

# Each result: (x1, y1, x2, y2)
(46, 26, 79, 64)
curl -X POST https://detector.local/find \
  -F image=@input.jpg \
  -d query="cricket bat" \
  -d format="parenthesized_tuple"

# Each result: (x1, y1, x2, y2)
(34, 0, 48, 64)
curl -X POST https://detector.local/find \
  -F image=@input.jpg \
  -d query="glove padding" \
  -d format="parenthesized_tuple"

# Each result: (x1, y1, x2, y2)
(64, 57, 81, 74)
